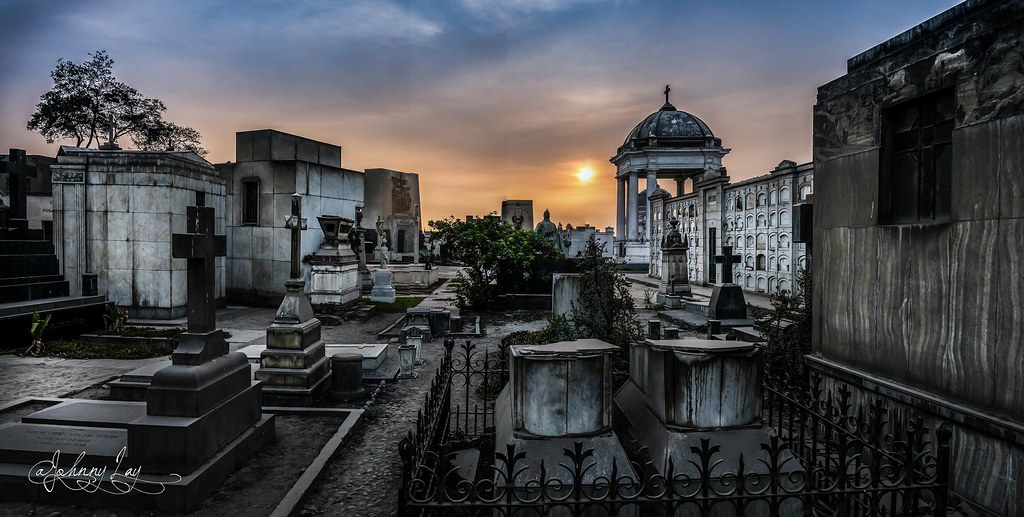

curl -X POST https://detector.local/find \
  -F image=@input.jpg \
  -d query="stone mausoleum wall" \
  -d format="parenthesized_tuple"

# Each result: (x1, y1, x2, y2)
(50, 147, 226, 319)
(218, 130, 364, 307)
(812, 0, 1024, 512)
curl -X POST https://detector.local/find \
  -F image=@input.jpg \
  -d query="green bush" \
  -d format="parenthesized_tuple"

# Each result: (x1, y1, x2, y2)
(760, 265, 812, 386)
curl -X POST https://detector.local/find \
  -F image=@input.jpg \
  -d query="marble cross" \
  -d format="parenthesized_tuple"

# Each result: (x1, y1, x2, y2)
(714, 245, 742, 284)
(285, 193, 307, 280)
(171, 205, 226, 334)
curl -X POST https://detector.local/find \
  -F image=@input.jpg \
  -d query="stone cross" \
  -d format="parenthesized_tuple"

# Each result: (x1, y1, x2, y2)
(664, 84, 671, 104)
(0, 149, 36, 221)
(171, 205, 226, 334)
(285, 193, 307, 280)
(714, 246, 742, 284)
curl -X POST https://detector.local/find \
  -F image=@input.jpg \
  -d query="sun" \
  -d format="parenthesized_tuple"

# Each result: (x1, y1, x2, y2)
(577, 166, 595, 183)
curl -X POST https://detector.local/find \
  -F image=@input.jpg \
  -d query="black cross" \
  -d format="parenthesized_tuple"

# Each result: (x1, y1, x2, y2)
(171, 206, 226, 334)
(664, 84, 671, 104)
(714, 245, 742, 284)
(285, 193, 307, 279)
(1, 149, 37, 221)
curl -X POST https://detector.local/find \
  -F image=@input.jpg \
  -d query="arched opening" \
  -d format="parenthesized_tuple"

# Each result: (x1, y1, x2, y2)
(757, 277, 767, 292)
(745, 255, 754, 269)
(745, 275, 754, 288)
(746, 215, 755, 228)
(780, 210, 791, 226)
(780, 233, 790, 247)
(769, 212, 777, 227)
(779, 255, 790, 271)
(799, 184, 812, 200)
(735, 197, 743, 210)
(769, 256, 777, 271)
(769, 234, 778, 248)
(757, 213, 766, 227)
(745, 235, 755, 248)
(769, 190, 777, 205)
(756, 254, 766, 271)
(745, 193, 755, 208)
(779, 279, 791, 291)
(780, 187, 790, 203)
(757, 192, 767, 207)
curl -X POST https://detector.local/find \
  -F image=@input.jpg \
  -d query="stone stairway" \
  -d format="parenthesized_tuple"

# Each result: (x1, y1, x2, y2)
(0, 220, 70, 303)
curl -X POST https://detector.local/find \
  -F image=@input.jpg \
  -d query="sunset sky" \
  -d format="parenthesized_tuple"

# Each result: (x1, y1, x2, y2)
(0, 0, 961, 228)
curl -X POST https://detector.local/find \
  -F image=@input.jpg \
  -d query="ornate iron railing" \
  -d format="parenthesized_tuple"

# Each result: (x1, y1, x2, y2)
(398, 341, 957, 516)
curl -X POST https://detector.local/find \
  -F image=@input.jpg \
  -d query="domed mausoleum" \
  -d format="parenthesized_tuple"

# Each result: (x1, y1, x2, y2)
(609, 86, 730, 266)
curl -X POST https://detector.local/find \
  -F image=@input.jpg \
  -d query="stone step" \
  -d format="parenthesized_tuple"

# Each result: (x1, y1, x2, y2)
(0, 279, 70, 303)
(0, 227, 44, 241)
(0, 254, 60, 277)
(0, 240, 55, 255)
(0, 274, 63, 287)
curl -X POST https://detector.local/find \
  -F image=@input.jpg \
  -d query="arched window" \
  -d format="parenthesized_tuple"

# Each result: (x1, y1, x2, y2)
(798, 255, 807, 270)
(769, 212, 777, 227)
(769, 190, 777, 205)
(735, 271, 743, 284)
(745, 235, 755, 248)
(756, 234, 766, 249)
(779, 255, 790, 271)
(757, 192, 767, 207)
(769, 234, 778, 248)
(745, 275, 754, 288)
(745, 255, 754, 269)
(799, 184, 812, 200)
(779, 279, 791, 291)
(746, 215, 755, 228)
(769, 277, 777, 293)
(756, 254, 766, 271)
(780, 210, 791, 226)
(757, 213, 766, 227)
(769, 256, 777, 270)
(745, 193, 755, 208)
(757, 277, 766, 292)
(726, 235, 734, 246)
(780, 187, 790, 203)
(780, 233, 790, 247)
(735, 197, 743, 210)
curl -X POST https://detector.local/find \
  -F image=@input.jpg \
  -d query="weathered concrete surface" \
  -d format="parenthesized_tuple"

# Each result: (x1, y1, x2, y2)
(813, 1, 1024, 512)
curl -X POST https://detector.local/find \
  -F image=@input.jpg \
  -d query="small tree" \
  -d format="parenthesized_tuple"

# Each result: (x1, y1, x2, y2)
(760, 265, 813, 388)
(429, 214, 561, 310)
(569, 237, 644, 349)
(27, 50, 203, 154)
(133, 119, 207, 157)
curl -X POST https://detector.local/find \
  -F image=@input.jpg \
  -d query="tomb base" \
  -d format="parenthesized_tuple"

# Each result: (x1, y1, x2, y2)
(370, 268, 396, 303)
(257, 318, 331, 407)
(309, 262, 360, 306)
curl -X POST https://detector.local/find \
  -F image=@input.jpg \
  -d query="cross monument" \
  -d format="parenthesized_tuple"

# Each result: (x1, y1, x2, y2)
(714, 246, 742, 284)
(170, 205, 227, 363)
(285, 193, 308, 279)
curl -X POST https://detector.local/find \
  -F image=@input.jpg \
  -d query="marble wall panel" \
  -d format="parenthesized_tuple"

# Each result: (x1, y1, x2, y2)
(953, 122, 1001, 221)
(999, 115, 1024, 219)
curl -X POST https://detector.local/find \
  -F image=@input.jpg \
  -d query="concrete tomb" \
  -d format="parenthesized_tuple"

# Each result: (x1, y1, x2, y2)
(612, 337, 800, 513)
(709, 246, 750, 322)
(307, 214, 360, 307)
(493, 339, 636, 483)
(369, 231, 397, 303)
(255, 193, 331, 406)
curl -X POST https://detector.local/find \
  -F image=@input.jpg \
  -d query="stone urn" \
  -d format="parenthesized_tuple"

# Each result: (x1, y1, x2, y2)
(317, 215, 355, 247)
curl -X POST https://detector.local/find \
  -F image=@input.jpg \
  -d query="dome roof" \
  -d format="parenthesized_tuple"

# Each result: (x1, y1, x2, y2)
(620, 101, 719, 152)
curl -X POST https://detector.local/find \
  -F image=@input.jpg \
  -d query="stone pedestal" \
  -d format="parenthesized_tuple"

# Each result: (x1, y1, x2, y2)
(551, 273, 582, 319)
(370, 267, 396, 303)
(647, 319, 661, 339)
(256, 279, 331, 406)
(328, 353, 367, 402)
(658, 218, 691, 302)
(708, 283, 747, 320)
(308, 216, 360, 306)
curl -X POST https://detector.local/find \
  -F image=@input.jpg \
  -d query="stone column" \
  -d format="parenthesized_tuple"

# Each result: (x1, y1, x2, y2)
(626, 172, 638, 240)
(646, 169, 657, 244)
(616, 177, 625, 241)
(676, 177, 685, 196)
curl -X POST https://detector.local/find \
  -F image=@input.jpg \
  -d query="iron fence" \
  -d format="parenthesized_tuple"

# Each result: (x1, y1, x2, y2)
(398, 340, 957, 516)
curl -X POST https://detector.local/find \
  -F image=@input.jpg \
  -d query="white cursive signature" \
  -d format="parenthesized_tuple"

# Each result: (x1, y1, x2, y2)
(28, 447, 182, 495)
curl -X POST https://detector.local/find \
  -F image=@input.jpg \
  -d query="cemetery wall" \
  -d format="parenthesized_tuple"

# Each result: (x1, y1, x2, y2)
(812, 0, 1024, 511)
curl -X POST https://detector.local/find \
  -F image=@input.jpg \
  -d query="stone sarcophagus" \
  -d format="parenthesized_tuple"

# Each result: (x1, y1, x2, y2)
(628, 338, 761, 429)
(308, 214, 360, 306)
(510, 339, 618, 438)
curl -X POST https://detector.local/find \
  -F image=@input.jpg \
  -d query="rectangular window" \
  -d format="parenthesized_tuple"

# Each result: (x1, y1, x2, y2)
(242, 178, 259, 225)
(881, 90, 954, 224)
